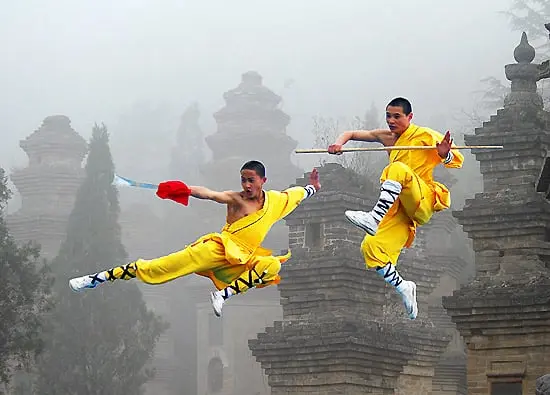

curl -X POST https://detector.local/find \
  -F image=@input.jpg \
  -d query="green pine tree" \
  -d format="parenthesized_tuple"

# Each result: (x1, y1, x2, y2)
(0, 167, 51, 389)
(35, 123, 167, 395)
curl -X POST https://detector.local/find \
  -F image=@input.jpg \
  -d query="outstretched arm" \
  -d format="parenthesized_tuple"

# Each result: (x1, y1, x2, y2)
(287, 168, 321, 202)
(276, 168, 322, 220)
(328, 129, 394, 154)
(190, 186, 240, 205)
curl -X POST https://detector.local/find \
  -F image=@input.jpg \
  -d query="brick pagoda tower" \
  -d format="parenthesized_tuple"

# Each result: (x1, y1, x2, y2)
(166, 72, 303, 395)
(249, 163, 451, 394)
(378, 166, 455, 394)
(7, 115, 87, 259)
(427, 167, 471, 395)
(443, 32, 550, 394)
(198, 70, 303, 251)
(204, 70, 301, 190)
(118, 103, 209, 395)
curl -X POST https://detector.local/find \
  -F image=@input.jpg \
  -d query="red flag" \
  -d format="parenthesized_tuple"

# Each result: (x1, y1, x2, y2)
(156, 180, 191, 206)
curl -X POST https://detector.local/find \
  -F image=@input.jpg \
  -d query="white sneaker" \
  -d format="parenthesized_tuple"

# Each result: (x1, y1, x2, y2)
(68, 274, 104, 292)
(210, 291, 225, 317)
(398, 281, 418, 320)
(345, 210, 378, 235)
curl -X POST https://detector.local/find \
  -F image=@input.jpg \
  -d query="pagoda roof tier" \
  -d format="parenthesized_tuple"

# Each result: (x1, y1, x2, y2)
(20, 115, 88, 159)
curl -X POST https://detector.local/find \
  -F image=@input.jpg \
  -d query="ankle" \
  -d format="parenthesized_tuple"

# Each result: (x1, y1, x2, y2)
(376, 263, 405, 288)
(217, 287, 235, 300)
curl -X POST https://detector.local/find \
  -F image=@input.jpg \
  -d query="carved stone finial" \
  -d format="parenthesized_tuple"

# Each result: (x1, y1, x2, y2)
(514, 32, 535, 64)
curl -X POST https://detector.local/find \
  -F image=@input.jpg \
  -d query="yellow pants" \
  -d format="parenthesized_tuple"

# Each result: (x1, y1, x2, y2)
(105, 234, 283, 294)
(361, 161, 435, 268)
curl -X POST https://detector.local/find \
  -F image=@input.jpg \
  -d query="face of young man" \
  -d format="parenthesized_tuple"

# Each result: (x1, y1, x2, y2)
(386, 105, 413, 135)
(240, 169, 266, 200)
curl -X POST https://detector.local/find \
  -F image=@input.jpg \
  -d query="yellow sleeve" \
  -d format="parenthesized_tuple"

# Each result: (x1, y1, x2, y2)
(271, 186, 308, 220)
(444, 148, 465, 168)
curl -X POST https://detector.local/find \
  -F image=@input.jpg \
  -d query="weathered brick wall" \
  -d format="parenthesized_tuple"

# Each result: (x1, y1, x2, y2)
(250, 164, 413, 394)
(395, 366, 435, 395)
(250, 163, 458, 394)
(444, 32, 550, 395)
(467, 333, 550, 394)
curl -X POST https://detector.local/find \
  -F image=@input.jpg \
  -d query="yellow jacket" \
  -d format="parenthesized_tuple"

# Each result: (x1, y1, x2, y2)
(389, 123, 464, 211)
(196, 186, 308, 287)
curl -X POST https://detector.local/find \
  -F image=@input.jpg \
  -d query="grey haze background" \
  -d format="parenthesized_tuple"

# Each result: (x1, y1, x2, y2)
(1, 0, 520, 193)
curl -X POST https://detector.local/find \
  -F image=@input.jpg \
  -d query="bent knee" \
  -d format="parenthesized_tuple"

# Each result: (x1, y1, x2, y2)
(385, 161, 411, 172)
(382, 161, 413, 180)
(360, 237, 383, 268)
(253, 259, 281, 281)
(265, 259, 282, 275)
(360, 236, 400, 269)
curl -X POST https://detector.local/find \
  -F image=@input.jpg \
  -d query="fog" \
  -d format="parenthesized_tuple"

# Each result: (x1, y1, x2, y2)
(2, 0, 519, 171)
(5, 1, 550, 394)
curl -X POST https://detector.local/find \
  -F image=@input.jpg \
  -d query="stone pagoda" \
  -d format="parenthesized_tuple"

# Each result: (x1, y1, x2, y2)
(201, 70, 302, 252)
(443, 32, 550, 394)
(203, 70, 301, 191)
(373, 167, 456, 394)
(151, 103, 208, 395)
(184, 71, 304, 395)
(162, 102, 207, 251)
(168, 102, 205, 183)
(117, 103, 209, 395)
(427, 166, 471, 395)
(249, 163, 452, 395)
(7, 115, 87, 260)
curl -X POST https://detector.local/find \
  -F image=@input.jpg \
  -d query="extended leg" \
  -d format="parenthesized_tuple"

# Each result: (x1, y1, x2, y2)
(69, 234, 228, 292)
(345, 161, 434, 235)
(360, 207, 418, 320)
(210, 255, 282, 317)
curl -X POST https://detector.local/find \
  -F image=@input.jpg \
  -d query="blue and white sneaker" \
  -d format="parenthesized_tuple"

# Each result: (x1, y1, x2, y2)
(210, 291, 225, 317)
(345, 210, 379, 235)
(68, 274, 105, 292)
(397, 280, 418, 320)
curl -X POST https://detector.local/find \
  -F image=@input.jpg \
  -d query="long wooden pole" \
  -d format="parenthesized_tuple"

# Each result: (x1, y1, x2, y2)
(295, 145, 503, 154)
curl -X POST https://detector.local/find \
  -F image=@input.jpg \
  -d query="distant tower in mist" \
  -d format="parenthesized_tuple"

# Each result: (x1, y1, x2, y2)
(199, 70, 303, 250)
(204, 71, 301, 188)
(164, 71, 304, 395)
(6, 115, 87, 260)
(197, 69, 305, 395)
(169, 102, 205, 182)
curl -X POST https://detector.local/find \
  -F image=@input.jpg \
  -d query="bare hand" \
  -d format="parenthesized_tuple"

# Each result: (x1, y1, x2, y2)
(328, 144, 344, 155)
(436, 131, 453, 159)
(309, 168, 321, 191)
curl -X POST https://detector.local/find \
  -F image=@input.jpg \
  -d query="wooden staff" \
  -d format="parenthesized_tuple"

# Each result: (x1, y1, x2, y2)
(295, 145, 504, 154)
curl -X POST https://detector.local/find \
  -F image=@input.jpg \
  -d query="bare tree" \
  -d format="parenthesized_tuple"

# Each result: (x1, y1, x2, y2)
(311, 103, 387, 182)
(492, 1, 550, 110)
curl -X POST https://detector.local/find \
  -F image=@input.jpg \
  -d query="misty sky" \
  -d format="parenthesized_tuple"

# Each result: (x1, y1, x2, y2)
(1, 0, 526, 173)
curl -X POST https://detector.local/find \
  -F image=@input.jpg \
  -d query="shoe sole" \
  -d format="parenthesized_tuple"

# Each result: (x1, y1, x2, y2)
(210, 292, 222, 317)
(409, 283, 418, 320)
(345, 213, 376, 236)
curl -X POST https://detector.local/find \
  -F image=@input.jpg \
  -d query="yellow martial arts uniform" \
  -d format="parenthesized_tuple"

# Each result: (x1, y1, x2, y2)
(361, 123, 464, 268)
(105, 186, 309, 292)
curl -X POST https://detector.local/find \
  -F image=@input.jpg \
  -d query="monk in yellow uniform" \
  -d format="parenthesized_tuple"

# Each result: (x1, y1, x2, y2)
(328, 97, 463, 320)
(69, 160, 321, 317)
